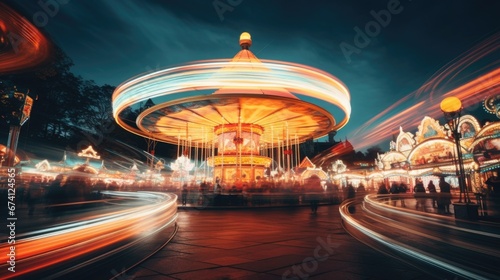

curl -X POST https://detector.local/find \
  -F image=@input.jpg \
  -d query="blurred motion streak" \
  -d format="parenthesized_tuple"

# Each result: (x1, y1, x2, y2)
(0, 192, 177, 279)
(351, 68, 500, 150)
(0, 2, 51, 74)
(112, 59, 351, 142)
(354, 101, 427, 149)
(349, 32, 499, 150)
(340, 195, 500, 280)
(416, 32, 500, 100)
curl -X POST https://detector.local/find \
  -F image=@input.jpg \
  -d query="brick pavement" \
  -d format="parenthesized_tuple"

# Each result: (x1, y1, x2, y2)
(128, 205, 433, 280)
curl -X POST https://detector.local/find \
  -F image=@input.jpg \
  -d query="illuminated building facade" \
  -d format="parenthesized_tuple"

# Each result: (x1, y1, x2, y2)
(366, 114, 500, 192)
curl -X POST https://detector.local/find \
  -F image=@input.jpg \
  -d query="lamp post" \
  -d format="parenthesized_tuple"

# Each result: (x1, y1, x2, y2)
(440, 96, 478, 220)
(0, 87, 34, 167)
(440, 96, 469, 203)
(0, 3, 51, 167)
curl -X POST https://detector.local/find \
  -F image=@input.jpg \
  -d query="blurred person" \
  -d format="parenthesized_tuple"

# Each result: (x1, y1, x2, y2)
(325, 181, 338, 204)
(377, 183, 388, 194)
(389, 182, 399, 194)
(181, 184, 188, 206)
(485, 171, 500, 198)
(398, 182, 408, 193)
(26, 177, 41, 216)
(389, 182, 400, 206)
(15, 181, 26, 207)
(200, 181, 208, 194)
(346, 184, 356, 199)
(414, 179, 426, 211)
(357, 183, 366, 198)
(398, 182, 407, 207)
(25, 187, 36, 216)
(45, 174, 65, 205)
(306, 176, 322, 214)
(346, 183, 356, 213)
(427, 180, 437, 208)
(377, 183, 389, 201)
(438, 177, 452, 214)
(63, 176, 87, 203)
(484, 171, 500, 215)
(213, 182, 221, 194)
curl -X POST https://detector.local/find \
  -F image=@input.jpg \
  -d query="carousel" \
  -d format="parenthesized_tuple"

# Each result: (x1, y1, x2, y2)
(112, 32, 351, 187)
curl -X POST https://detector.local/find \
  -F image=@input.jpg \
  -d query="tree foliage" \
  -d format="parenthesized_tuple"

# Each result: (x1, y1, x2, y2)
(365, 146, 383, 161)
(0, 47, 121, 151)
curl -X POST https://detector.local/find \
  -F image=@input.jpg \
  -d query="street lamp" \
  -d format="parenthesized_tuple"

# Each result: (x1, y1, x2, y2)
(0, 3, 50, 167)
(440, 96, 470, 204)
(0, 87, 34, 167)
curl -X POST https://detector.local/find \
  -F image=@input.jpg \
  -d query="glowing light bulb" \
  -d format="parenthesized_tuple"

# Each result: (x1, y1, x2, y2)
(239, 32, 252, 48)
(440, 96, 462, 113)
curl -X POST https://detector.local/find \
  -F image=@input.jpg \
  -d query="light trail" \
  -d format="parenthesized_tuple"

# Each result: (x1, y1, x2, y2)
(0, 2, 51, 73)
(340, 195, 500, 279)
(112, 59, 351, 143)
(0, 191, 178, 279)
(360, 194, 500, 240)
(416, 32, 500, 101)
(348, 32, 500, 151)
(352, 68, 500, 150)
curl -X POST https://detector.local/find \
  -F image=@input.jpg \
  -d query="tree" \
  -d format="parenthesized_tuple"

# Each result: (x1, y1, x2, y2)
(1, 44, 176, 162)
(365, 146, 384, 162)
(2, 46, 82, 143)
(74, 82, 114, 133)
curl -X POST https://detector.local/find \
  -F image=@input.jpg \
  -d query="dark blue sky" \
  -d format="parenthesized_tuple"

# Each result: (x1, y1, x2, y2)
(6, 0, 500, 151)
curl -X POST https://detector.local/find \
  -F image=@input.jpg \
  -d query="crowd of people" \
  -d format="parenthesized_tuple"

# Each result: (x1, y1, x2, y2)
(174, 175, 466, 215)
(8, 174, 107, 216)
(9, 170, 499, 217)
(375, 177, 453, 214)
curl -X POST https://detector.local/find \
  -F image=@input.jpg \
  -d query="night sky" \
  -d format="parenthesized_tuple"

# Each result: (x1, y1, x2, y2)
(5, 0, 500, 151)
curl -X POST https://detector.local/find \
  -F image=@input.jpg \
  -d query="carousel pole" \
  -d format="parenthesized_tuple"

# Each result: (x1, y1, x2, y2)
(177, 130, 181, 158)
(221, 120, 225, 183)
(251, 125, 254, 182)
(194, 141, 198, 183)
(271, 125, 274, 179)
(286, 122, 292, 181)
(295, 134, 299, 176)
(277, 133, 281, 179)
(202, 127, 206, 182)
(237, 116, 243, 183)
(212, 126, 216, 183)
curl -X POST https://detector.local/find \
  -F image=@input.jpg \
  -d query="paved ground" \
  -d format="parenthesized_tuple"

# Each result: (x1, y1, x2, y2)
(127, 205, 434, 280)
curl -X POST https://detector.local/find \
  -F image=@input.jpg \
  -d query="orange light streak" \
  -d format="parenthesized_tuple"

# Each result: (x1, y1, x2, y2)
(348, 32, 499, 151)
(0, 3, 51, 74)
(0, 192, 177, 279)
(416, 32, 500, 100)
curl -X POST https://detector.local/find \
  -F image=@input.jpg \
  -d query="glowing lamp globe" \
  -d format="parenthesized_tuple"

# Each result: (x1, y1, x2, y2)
(239, 32, 252, 48)
(440, 96, 462, 113)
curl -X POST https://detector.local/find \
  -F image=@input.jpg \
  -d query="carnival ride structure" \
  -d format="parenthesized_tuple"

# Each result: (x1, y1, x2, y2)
(112, 32, 351, 187)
